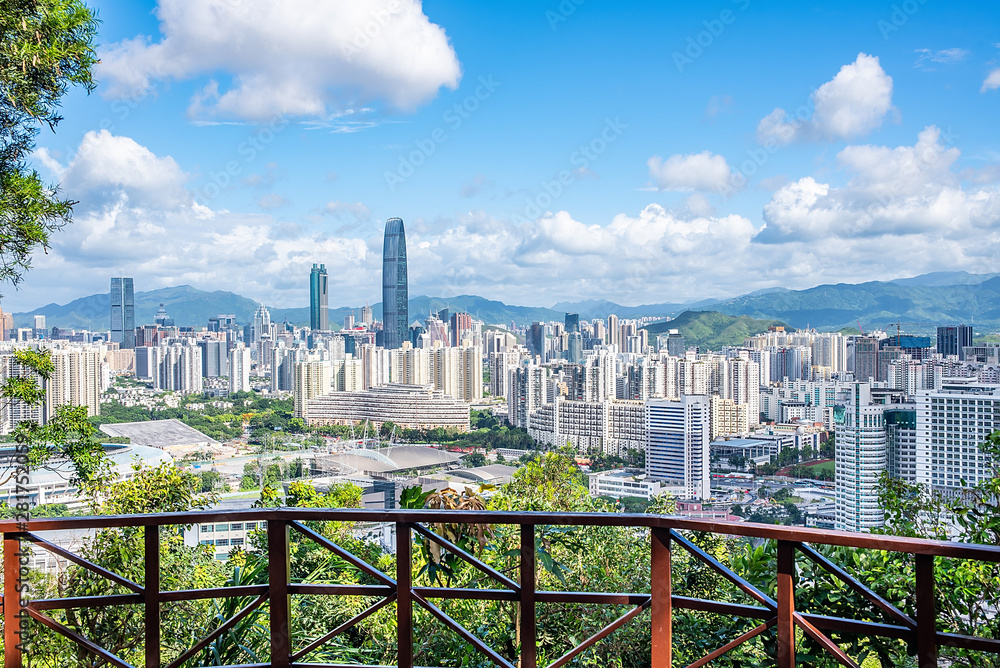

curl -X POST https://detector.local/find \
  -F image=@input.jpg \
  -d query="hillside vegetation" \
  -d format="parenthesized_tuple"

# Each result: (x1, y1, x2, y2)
(644, 311, 791, 351)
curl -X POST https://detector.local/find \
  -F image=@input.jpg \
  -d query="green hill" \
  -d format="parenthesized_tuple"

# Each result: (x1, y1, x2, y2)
(643, 311, 791, 352)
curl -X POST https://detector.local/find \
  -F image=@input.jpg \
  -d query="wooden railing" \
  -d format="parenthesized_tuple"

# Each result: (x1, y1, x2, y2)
(3, 509, 1000, 668)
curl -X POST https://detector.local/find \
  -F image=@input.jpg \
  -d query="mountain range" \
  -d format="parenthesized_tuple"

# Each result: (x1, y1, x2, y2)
(10, 271, 1000, 335)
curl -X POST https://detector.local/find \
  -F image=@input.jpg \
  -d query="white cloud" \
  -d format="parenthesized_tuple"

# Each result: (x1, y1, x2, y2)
(14, 129, 1000, 314)
(50, 130, 189, 209)
(982, 68, 1000, 92)
(758, 126, 999, 243)
(914, 48, 969, 68)
(97, 0, 462, 122)
(647, 151, 732, 192)
(757, 53, 894, 144)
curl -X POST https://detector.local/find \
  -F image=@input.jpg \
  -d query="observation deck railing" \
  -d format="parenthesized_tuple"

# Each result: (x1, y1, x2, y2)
(3, 509, 1000, 668)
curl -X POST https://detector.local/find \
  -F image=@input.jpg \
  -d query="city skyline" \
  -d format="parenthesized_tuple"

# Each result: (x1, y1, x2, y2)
(4, 0, 997, 313)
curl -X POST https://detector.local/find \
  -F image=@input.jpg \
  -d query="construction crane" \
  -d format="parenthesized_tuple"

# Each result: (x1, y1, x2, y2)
(856, 319, 865, 336)
(888, 321, 936, 340)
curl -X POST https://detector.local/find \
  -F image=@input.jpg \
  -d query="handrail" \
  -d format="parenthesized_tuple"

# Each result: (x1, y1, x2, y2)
(7, 508, 1000, 560)
(4, 508, 1000, 668)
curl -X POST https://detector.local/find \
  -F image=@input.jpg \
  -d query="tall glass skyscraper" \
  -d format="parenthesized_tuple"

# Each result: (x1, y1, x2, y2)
(310, 263, 329, 330)
(381, 217, 408, 349)
(110, 277, 135, 349)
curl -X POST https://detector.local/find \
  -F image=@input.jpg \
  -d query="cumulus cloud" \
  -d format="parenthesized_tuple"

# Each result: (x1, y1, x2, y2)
(17, 128, 1000, 314)
(757, 126, 999, 243)
(647, 151, 732, 192)
(757, 53, 894, 145)
(983, 68, 1000, 92)
(97, 0, 462, 121)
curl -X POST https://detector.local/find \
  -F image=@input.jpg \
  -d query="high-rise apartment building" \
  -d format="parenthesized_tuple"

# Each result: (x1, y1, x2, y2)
(381, 217, 408, 350)
(646, 396, 711, 499)
(110, 277, 135, 349)
(294, 358, 333, 418)
(229, 343, 252, 394)
(310, 263, 329, 331)
(915, 380, 1000, 493)
(450, 312, 473, 347)
(937, 325, 974, 361)
(835, 384, 887, 532)
(852, 337, 879, 383)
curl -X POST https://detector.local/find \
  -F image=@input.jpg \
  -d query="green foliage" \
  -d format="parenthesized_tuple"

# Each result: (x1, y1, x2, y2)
(0, 0, 98, 292)
(644, 310, 792, 351)
(489, 452, 595, 512)
(2, 348, 110, 488)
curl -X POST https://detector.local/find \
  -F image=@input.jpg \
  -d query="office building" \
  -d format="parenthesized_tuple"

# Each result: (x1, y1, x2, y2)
(110, 277, 135, 349)
(646, 396, 711, 500)
(937, 325, 974, 361)
(33, 315, 46, 339)
(450, 312, 473, 347)
(381, 217, 408, 350)
(198, 339, 229, 378)
(310, 263, 329, 331)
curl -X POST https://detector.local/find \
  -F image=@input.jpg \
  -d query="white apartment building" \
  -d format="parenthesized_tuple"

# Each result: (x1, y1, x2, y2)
(527, 398, 645, 456)
(646, 396, 711, 500)
(588, 469, 665, 500)
(915, 380, 1000, 494)
(835, 384, 887, 532)
(293, 357, 332, 419)
(229, 343, 252, 394)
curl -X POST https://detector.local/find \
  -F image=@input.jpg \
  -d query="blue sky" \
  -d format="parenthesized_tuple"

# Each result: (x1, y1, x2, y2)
(10, 0, 1000, 313)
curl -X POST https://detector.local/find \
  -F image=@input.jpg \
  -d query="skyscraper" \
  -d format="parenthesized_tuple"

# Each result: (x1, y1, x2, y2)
(381, 217, 408, 350)
(564, 313, 579, 334)
(645, 396, 711, 500)
(937, 325, 973, 360)
(110, 277, 135, 349)
(310, 263, 329, 331)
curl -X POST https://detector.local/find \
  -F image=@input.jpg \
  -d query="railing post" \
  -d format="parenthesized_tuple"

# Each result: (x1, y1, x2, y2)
(520, 524, 536, 668)
(144, 526, 160, 668)
(4, 533, 24, 668)
(915, 554, 937, 668)
(776, 540, 796, 668)
(651, 527, 672, 667)
(397, 522, 413, 668)
(268, 519, 291, 668)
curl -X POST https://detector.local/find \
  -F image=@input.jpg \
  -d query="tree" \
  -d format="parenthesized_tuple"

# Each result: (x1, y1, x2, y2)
(464, 451, 487, 468)
(0, 0, 98, 291)
(2, 349, 110, 489)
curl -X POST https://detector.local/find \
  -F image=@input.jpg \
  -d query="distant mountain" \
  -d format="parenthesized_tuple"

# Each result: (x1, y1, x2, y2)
(644, 311, 791, 351)
(14, 271, 1000, 334)
(711, 277, 1000, 332)
(406, 295, 563, 327)
(13, 289, 565, 330)
(14, 286, 265, 331)
(889, 271, 1000, 287)
(551, 298, 721, 321)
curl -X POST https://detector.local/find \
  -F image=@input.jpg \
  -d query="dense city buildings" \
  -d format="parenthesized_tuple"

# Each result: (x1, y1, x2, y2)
(381, 217, 408, 350)
(309, 263, 329, 331)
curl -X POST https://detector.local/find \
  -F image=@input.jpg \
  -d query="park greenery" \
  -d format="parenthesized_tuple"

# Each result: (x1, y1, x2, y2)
(11, 434, 1000, 667)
